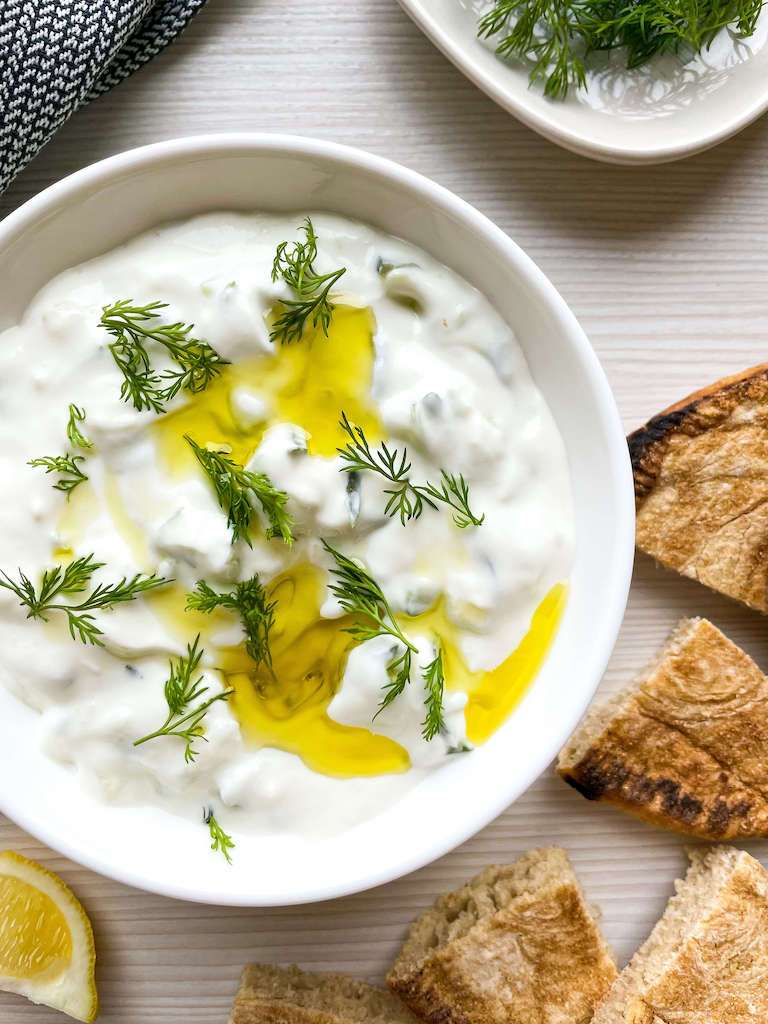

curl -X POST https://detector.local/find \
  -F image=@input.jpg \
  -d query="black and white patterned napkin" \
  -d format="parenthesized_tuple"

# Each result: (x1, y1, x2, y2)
(0, 0, 208, 194)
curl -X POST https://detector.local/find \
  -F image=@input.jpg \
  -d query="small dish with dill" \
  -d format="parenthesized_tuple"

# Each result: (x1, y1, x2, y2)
(398, 0, 768, 163)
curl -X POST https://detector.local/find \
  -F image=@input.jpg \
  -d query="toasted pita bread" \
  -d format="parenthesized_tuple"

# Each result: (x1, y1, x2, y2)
(629, 363, 768, 611)
(230, 964, 416, 1024)
(592, 846, 768, 1024)
(386, 847, 616, 1024)
(558, 617, 768, 838)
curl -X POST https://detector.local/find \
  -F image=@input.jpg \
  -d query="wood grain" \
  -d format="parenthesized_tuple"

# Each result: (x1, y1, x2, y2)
(2, 0, 768, 1019)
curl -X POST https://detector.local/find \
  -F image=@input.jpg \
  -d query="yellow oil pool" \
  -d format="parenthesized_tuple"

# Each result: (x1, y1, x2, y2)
(464, 584, 566, 745)
(152, 305, 381, 471)
(398, 583, 566, 747)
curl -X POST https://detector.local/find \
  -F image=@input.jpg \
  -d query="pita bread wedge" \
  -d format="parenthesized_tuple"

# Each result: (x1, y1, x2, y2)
(559, 617, 768, 838)
(629, 363, 768, 611)
(592, 846, 768, 1024)
(387, 847, 616, 1024)
(229, 964, 417, 1024)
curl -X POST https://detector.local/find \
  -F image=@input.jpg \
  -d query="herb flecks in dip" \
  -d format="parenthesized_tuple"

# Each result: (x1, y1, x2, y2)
(0, 213, 573, 855)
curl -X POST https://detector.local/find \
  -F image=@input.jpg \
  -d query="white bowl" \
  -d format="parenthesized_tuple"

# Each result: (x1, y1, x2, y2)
(0, 134, 634, 905)
(399, 0, 768, 164)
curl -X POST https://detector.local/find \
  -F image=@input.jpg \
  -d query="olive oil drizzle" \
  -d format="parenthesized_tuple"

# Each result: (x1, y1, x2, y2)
(151, 305, 381, 474)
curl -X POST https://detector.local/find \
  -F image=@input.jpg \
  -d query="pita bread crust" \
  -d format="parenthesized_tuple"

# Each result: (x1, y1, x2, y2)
(388, 850, 616, 1024)
(629, 363, 768, 612)
(559, 618, 768, 839)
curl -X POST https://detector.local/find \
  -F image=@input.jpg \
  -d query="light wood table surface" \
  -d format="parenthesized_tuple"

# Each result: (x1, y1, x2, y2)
(2, 1, 768, 1020)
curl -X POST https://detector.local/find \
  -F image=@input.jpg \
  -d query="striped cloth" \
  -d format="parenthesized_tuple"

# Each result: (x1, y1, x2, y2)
(0, 0, 208, 194)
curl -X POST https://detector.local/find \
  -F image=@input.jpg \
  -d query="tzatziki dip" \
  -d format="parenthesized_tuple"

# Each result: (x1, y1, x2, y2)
(0, 212, 573, 857)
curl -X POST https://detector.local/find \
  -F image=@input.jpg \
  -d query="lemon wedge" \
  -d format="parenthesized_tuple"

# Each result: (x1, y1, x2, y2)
(0, 851, 98, 1021)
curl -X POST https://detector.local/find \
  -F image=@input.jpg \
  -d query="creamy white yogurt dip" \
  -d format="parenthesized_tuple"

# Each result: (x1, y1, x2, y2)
(0, 212, 573, 847)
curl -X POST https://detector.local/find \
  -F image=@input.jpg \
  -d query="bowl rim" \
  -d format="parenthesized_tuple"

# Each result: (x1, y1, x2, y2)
(396, 0, 768, 165)
(0, 133, 635, 904)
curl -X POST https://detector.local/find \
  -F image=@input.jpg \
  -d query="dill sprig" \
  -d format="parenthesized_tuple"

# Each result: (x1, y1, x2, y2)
(378, 648, 414, 717)
(478, 0, 764, 99)
(418, 472, 485, 530)
(66, 405, 93, 450)
(133, 636, 233, 763)
(185, 436, 294, 547)
(187, 576, 277, 669)
(338, 411, 427, 523)
(0, 554, 169, 646)
(28, 454, 88, 496)
(321, 540, 417, 715)
(29, 404, 94, 497)
(322, 540, 416, 652)
(421, 639, 446, 742)
(204, 806, 235, 864)
(270, 218, 347, 345)
(479, 0, 587, 97)
(101, 299, 228, 414)
(337, 413, 484, 528)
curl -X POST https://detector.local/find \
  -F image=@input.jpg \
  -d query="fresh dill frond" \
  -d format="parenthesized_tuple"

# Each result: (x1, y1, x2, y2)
(322, 540, 417, 652)
(478, 0, 765, 99)
(0, 554, 170, 646)
(158, 636, 205, 718)
(133, 636, 233, 763)
(28, 454, 88, 496)
(421, 638, 446, 742)
(185, 436, 294, 547)
(186, 438, 252, 544)
(321, 540, 418, 715)
(417, 471, 485, 529)
(270, 218, 347, 345)
(101, 299, 229, 414)
(186, 576, 277, 669)
(478, 0, 586, 99)
(1, 553, 102, 609)
(337, 413, 484, 528)
(203, 806, 235, 864)
(29, 404, 94, 497)
(66, 405, 93, 450)
(337, 411, 432, 524)
(378, 647, 413, 717)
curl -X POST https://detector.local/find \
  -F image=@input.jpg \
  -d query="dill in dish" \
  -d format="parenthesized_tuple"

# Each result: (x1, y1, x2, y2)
(270, 218, 347, 345)
(133, 635, 233, 763)
(322, 539, 419, 719)
(0, 555, 169, 647)
(0, 212, 573, 860)
(185, 435, 295, 546)
(187, 577, 277, 670)
(479, 0, 766, 98)
(29, 404, 94, 496)
(101, 299, 229, 412)
(337, 413, 484, 527)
